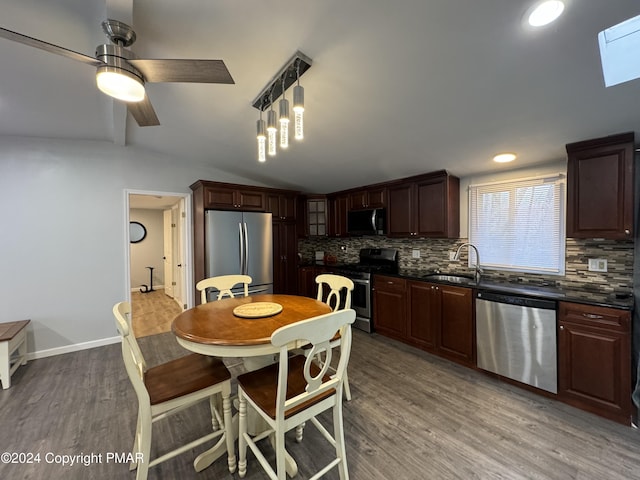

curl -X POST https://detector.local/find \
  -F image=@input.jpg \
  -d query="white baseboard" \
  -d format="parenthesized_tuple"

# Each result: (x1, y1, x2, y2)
(27, 336, 121, 361)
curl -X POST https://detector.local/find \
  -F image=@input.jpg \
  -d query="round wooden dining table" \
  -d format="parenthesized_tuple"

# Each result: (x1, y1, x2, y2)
(172, 293, 332, 358)
(171, 294, 332, 475)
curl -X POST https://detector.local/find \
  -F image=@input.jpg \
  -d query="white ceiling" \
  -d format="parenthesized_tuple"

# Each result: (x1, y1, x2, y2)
(2, 0, 639, 194)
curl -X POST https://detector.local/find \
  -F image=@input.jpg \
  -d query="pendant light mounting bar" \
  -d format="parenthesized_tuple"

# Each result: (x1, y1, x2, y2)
(252, 51, 312, 111)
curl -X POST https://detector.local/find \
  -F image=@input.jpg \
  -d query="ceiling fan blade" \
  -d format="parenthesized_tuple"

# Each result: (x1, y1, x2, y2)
(128, 95, 160, 127)
(0, 27, 102, 67)
(128, 59, 234, 84)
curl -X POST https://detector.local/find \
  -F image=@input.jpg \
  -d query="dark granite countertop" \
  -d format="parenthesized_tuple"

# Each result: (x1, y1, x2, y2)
(382, 268, 634, 310)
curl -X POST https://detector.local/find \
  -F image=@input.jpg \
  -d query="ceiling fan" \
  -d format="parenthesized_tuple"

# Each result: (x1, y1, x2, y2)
(0, 19, 234, 126)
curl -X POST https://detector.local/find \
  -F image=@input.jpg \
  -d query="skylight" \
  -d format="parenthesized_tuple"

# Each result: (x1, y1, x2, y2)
(598, 13, 640, 87)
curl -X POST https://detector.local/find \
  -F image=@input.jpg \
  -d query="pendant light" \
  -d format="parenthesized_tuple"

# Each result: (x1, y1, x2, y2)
(279, 74, 290, 149)
(256, 110, 266, 163)
(267, 92, 278, 156)
(293, 63, 305, 140)
(251, 51, 312, 161)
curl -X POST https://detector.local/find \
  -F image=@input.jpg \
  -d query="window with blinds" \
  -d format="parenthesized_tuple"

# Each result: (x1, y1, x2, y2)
(468, 174, 565, 275)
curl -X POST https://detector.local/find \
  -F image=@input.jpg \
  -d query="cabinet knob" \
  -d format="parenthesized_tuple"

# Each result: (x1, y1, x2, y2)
(625, 229, 631, 235)
(560, 325, 564, 330)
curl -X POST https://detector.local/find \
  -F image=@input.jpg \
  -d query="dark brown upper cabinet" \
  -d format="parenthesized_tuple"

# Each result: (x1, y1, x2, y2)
(387, 171, 459, 238)
(266, 192, 297, 222)
(566, 132, 635, 239)
(199, 182, 266, 211)
(328, 194, 349, 237)
(348, 186, 386, 210)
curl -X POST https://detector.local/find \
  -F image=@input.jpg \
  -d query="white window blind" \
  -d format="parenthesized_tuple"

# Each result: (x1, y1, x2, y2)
(469, 174, 565, 275)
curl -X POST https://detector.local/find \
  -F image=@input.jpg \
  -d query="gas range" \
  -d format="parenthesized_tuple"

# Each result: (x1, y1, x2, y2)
(334, 248, 398, 333)
(333, 248, 399, 280)
(333, 263, 398, 280)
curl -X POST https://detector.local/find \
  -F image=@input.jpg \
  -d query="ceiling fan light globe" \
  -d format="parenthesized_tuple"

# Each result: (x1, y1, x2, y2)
(527, 1, 565, 27)
(96, 69, 145, 102)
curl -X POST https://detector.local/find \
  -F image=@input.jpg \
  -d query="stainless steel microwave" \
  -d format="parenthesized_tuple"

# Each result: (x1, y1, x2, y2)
(347, 208, 386, 235)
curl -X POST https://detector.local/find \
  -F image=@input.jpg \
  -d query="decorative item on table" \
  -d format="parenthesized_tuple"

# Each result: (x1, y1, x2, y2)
(233, 302, 283, 318)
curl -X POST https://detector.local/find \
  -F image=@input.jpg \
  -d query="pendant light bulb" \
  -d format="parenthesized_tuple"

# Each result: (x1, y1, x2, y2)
(293, 85, 304, 140)
(267, 109, 278, 156)
(279, 98, 290, 149)
(256, 117, 266, 163)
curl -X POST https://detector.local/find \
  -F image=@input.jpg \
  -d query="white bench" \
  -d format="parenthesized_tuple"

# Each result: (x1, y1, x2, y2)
(0, 320, 30, 389)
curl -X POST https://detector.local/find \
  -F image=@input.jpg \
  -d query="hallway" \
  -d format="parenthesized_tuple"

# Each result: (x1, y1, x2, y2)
(130, 290, 182, 337)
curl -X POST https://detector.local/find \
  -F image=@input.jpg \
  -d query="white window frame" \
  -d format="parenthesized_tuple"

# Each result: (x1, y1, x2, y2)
(468, 174, 566, 275)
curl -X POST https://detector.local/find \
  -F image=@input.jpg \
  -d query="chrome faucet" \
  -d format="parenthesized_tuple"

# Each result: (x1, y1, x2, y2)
(453, 243, 482, 284)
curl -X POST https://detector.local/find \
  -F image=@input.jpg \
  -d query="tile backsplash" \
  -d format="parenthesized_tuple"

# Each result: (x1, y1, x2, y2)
(299, 237, 634, 294)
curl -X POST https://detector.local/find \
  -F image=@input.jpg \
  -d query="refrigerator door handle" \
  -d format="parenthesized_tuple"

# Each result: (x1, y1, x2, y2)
(238, 222, 245, 274)
(243, 222, 249, 275)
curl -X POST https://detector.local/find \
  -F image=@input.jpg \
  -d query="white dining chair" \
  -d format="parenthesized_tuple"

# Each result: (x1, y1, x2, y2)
(236, 308, 356, 480)
(196, 274, 252, 304)
(113, 301, 236, 480)
(316, 273, 355, 401)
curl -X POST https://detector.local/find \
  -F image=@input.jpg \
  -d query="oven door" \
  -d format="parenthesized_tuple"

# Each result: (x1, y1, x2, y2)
(350, 278, 371, 332)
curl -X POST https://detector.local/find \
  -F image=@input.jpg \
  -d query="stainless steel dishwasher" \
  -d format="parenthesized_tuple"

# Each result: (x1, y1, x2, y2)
(475, 291, 558, 394)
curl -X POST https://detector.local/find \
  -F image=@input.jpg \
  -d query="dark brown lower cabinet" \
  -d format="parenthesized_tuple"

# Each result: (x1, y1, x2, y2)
(297, 265, 327, 298)
(374, 276, 473, 366)
(437, 284, 474, 365)
(372, 276, 407, 339)
(558, 301, 632, 425)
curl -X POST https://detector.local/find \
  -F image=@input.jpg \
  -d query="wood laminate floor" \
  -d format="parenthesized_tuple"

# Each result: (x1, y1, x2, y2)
(131, 290, 182, 338)
(1, 330, 639, 480)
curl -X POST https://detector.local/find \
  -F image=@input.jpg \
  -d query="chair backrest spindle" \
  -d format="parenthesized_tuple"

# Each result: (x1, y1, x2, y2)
(315, 274, 354, 311)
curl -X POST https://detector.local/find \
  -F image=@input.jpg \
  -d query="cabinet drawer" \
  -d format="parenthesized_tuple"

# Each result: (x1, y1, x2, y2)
(374, 275, 406, 292)
(558, 302, 630, 332)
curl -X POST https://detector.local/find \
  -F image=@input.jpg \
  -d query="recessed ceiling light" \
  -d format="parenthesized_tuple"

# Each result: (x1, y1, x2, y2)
(527, 1, 565, 27)
(493, 153, 517, 163)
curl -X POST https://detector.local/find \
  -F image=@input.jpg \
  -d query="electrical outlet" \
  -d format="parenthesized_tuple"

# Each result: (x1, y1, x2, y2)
(588, 258, 608, 272)
(449, 251, 456, 261)
(412, 249, 420, 259)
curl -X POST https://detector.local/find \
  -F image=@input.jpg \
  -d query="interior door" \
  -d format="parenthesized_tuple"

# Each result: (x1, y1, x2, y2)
(163, 208, 174, 298)
(172, 203, 182, 305)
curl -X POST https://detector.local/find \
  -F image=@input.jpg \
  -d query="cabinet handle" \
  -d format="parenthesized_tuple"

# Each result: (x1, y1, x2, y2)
(625, 229, 631, 235)
(582, 313, 604, 320)
(560, 325, 564, 330)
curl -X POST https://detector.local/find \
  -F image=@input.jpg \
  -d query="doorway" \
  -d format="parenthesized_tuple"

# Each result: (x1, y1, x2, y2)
(125, 190, 193, 337)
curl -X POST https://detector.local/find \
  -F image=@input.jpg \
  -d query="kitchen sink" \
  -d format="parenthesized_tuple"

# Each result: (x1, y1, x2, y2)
(422, 273, 476, 284)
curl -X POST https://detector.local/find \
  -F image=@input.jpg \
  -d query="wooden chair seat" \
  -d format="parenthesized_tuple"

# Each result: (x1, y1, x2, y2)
(237, 309, 356, 480)
(145, 354, 231, 405)
(113, 301, 236, 480)
(237, 355, 334, 419)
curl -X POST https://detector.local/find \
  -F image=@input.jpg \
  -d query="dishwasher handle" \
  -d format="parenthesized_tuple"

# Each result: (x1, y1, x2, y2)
(476, 291, 556, 310)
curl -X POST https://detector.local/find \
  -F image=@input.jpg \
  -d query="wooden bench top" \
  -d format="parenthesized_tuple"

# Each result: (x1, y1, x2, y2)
(0, 320, 30, 342)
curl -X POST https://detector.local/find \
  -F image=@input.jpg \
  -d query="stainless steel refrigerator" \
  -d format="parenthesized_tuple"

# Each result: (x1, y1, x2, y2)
(204, 210, 273, 300)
